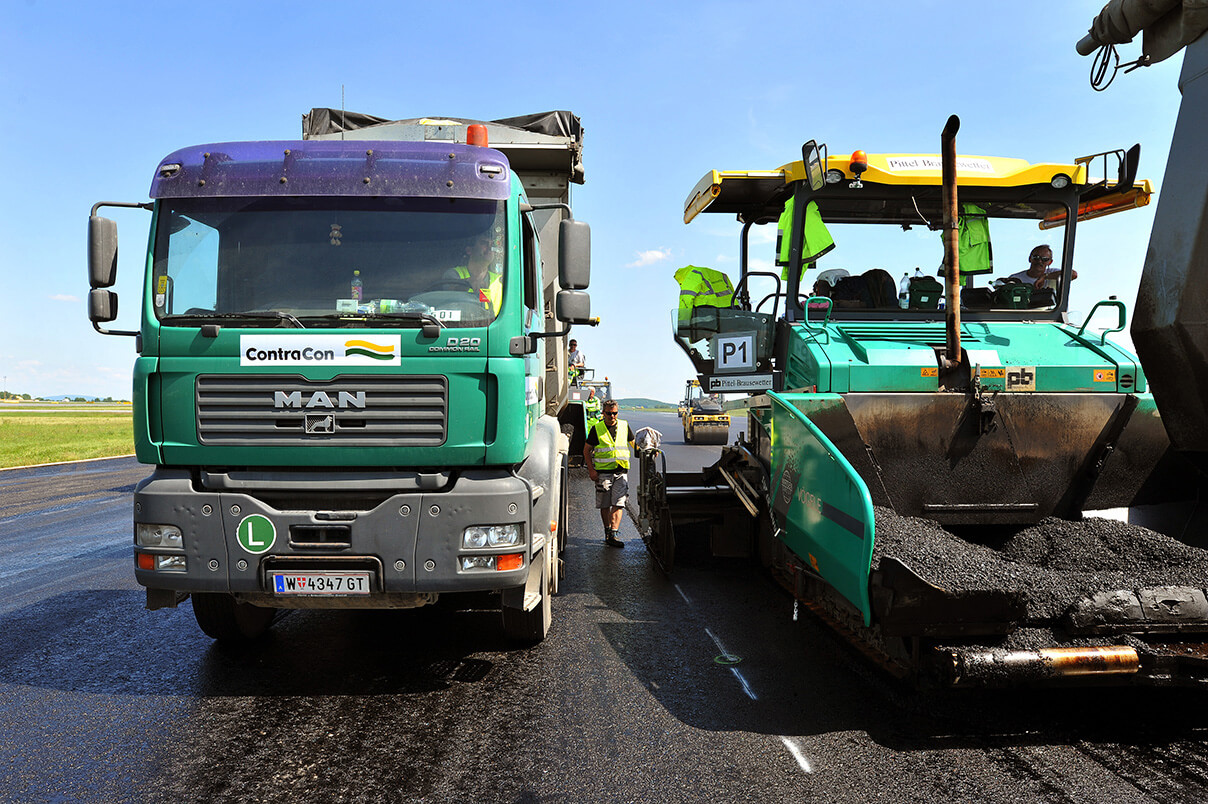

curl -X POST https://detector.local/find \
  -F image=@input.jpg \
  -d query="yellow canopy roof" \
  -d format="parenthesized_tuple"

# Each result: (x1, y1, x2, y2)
(683, 153, 1153, 226)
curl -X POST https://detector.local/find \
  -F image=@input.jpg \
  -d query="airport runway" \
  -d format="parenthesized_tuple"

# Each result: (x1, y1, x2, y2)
(2, 418, 1207, 803)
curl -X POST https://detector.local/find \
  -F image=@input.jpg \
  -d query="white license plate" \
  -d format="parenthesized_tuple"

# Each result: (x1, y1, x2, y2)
(269, 571, 372, 596)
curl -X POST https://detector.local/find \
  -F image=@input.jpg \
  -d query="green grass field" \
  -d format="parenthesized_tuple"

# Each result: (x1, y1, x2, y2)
(0, 407, 134, 468)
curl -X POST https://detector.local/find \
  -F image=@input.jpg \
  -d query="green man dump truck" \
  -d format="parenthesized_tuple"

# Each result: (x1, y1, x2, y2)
(86, 111, 591, 643)
(636, 108, 1208, 687)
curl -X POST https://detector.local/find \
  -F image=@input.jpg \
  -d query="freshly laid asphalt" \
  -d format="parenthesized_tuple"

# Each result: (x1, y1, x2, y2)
(2, 415, 1207, 803)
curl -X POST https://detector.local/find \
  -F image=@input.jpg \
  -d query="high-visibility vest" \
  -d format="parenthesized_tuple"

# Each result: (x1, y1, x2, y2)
(674, 265, 734, 324)
(937, 203, 993, 284)
(958, 203, 993, 276)
(454, 265, 504, 312)
(591, 419, 631, 471)
(776, 196, 835, 280)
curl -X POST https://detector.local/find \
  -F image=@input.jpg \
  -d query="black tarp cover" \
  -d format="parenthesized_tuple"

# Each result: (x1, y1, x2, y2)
(302, 109, 584, 183)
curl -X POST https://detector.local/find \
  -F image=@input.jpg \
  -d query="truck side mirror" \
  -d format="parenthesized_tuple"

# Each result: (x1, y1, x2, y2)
(555, 289, 592, 324)
(89, 288, 118, 323)
(89, 216, 119, 288)
(559, 219, 590, 290)
(802, 140, 826, 192)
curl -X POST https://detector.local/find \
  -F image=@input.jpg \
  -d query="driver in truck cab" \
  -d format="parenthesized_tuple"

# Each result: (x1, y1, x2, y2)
(447, 231, 503, 312)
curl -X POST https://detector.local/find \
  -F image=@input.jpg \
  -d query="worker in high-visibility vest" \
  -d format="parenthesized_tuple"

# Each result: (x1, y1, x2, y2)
(583, 399, 637, 548)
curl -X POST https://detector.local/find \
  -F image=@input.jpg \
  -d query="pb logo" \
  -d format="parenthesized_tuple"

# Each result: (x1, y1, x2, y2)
(1006, 366, 1037, 392)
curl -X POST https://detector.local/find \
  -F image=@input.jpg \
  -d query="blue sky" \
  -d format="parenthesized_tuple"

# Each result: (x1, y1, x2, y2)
(0, 0, 1186, 403)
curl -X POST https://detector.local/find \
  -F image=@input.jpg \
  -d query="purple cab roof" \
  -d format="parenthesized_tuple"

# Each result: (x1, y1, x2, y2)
(149, 140, 511, 200)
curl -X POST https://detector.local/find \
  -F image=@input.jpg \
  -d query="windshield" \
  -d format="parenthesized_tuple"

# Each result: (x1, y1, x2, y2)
(152, 197, 506, 328)
(770, 191, 1073, 316)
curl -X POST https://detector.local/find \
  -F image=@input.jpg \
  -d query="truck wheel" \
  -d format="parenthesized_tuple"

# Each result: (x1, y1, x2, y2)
(502, 549, 552, 644)
(191, 593, 275, 643)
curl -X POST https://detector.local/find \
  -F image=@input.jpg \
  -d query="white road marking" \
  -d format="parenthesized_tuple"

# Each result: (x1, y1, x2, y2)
(673, 574, 812, 777)
(780, 736, 814, 773)
(704, 627, 738, 663)
(730, 667, 758, 700)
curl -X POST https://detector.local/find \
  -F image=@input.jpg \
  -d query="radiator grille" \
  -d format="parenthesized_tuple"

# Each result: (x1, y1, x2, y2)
(196, 374, 447, 447)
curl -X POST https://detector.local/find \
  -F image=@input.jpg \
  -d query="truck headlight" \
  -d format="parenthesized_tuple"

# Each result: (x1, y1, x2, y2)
(461, 556, 496, 571)
(462, 524, 524, 549)
(137, 523, 184, 549)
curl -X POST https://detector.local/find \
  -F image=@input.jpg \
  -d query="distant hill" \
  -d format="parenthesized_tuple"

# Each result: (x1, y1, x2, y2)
(616, 397, 677, 410)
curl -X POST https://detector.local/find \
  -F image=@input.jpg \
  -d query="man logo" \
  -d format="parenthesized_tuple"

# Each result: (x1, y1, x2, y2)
(274, 390, 367, 409)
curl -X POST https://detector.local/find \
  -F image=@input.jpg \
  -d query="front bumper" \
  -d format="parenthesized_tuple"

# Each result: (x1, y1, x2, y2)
(132, 467, 533, 601)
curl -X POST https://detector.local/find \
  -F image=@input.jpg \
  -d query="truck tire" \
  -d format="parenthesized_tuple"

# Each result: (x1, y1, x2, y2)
(502, 549, 552, 644)
(191, 593, 276, 643)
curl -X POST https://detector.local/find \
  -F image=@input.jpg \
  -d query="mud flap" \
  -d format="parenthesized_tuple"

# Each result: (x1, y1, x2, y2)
(769, 391, 876, 626)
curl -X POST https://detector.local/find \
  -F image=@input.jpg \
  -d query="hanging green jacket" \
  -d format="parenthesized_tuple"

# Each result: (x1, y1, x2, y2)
(776, 196, 835, 280)
(674, 265, 734, 324)
(939, 203, 993, 280)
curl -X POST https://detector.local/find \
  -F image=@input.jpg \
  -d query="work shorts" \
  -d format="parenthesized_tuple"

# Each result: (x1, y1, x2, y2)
(595, 471, 629, 509)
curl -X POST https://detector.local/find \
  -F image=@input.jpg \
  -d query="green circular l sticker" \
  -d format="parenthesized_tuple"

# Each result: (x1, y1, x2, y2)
(237, 514, 276, 554)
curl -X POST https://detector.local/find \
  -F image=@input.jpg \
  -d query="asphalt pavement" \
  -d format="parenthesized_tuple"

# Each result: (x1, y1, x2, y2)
(2, 427, 1208, 803)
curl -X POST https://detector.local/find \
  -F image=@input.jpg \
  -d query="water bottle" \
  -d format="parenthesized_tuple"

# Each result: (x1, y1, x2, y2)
(899, 273, 910, 309)
(351, 270, 363, 301)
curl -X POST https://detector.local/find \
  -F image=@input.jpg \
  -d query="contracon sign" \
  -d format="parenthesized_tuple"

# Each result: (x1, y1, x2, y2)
(240, 335, 401, 366)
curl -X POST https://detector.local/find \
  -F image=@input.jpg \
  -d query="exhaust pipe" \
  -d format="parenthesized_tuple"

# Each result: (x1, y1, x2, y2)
(941, 115, 962, 373)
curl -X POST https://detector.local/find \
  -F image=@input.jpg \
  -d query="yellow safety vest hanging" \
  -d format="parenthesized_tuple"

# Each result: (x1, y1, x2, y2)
(674, 265, 734, 326)
(454, 265, 504, 312)
(938, 203, 993, 283)
(776, 196, 835, 280)
(958, 203, 993, 276)
(591, 420, 631, 471)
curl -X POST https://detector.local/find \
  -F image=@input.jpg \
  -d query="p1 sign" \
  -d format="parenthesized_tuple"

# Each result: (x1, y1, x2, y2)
(713, 332, 756, 373)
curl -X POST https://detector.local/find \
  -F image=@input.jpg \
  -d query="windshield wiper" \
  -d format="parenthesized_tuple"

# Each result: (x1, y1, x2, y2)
(163, 311, 306, 328)
(310, 312, 445, 337)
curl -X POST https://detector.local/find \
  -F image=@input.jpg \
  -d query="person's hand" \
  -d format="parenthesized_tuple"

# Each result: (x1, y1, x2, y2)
(588, 468, 598, 482)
